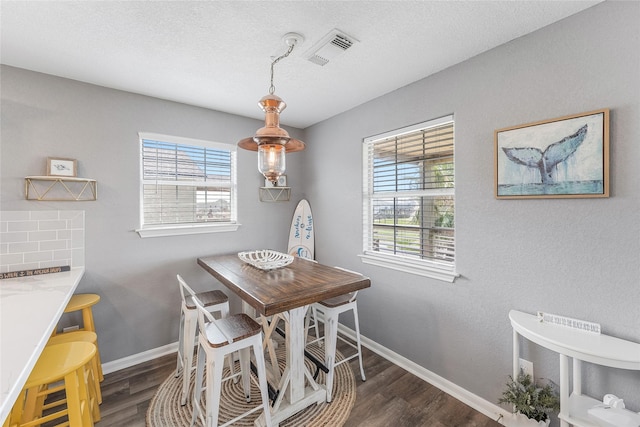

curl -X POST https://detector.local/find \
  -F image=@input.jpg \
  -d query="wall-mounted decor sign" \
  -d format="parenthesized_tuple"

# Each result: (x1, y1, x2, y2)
(1, 265, 70, 280)
(47, 157, 77, 177)
(495, 109, 609, 199)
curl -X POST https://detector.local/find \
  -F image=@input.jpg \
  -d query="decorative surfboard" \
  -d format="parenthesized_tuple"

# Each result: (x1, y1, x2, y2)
(287, 199, 315, 260)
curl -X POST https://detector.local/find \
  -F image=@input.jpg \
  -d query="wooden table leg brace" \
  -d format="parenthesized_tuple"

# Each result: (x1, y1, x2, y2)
(255, 307, 326, 427)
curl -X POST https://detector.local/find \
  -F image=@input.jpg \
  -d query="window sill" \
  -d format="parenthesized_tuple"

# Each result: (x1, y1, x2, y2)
(359, 252, 459, 283)
(136, 223, 240, 238)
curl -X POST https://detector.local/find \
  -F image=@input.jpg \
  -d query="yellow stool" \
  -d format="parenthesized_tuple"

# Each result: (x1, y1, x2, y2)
(8, 342, 98, 427)
(47, 331, 102, 405)
(62, 294, 100, 334)
(55, 294, 103, 381)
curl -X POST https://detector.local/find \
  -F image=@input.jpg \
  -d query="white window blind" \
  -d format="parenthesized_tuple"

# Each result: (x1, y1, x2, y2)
(362, 115, 457, 282)
(137, 133, 237, 237)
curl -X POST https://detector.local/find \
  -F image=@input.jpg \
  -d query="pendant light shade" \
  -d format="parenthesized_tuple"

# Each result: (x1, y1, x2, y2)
(258, 144, 286, 183)
(238, 33, 305, 183)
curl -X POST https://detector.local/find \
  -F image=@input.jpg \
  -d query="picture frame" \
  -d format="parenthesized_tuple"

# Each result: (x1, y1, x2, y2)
(495, 109, 609, 199)
(47, 157, 77, 177)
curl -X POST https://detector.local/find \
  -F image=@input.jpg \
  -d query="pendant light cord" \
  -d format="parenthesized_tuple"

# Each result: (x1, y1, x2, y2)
(269, 43, 296, 95)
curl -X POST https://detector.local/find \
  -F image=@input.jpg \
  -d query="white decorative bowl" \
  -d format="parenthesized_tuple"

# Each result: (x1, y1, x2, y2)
(238, 250, 294, 270)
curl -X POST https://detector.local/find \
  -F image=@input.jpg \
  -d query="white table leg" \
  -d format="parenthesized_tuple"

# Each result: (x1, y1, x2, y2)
(573, 358, 582, 396)
(560, 354, 570, 427)
(286, 307, 306, 403)
(513, 330, 520, 380)
(255, 306, 326, 427)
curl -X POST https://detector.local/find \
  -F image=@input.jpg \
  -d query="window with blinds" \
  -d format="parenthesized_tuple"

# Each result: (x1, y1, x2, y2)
(362, 115, 456, 281)
(138, 133, 237, 236)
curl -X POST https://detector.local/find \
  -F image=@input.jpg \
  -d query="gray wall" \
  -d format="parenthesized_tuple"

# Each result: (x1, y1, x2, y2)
(0, 66, 306, 361)
(1, 1, 638, 423)
(303, 1, 639, 421)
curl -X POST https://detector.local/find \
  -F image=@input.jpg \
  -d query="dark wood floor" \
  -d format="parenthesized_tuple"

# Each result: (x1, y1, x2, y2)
(96, 343, 503, 427)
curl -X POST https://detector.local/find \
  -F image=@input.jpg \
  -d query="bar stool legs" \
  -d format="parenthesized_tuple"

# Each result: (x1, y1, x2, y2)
(321, 301, 366, 402)
(56, 293, 104, 382)
(8, 342, 98, 427)
(47, 331, 103, 405)
(190, 296, 272, 427)
(307, 290, 366, 403)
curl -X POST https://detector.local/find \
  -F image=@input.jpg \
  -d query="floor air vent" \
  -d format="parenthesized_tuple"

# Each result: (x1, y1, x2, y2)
(306, 30, 358, 66)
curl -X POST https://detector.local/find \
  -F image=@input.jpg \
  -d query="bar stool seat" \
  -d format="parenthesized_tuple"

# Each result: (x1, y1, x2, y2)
(47, 331, 103, 405)
(62, 294, 100, 333)
(8, 342, 98, 427)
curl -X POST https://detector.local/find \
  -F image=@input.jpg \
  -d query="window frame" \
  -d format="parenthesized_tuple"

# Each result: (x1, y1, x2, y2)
(136, 132, 239, 238)
(360, 115, 459, 282)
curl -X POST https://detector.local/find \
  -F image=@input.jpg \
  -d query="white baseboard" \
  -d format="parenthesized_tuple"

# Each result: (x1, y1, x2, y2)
(101, 342, 178, 375)
(335, 323, 511, 426)
(100, 325, 512, 426)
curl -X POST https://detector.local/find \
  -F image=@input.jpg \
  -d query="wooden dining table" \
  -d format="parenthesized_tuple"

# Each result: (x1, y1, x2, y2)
(197, 253, 370, 426)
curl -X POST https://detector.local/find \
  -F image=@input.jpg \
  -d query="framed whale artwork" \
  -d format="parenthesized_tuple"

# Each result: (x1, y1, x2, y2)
(494, 109, 609, 199)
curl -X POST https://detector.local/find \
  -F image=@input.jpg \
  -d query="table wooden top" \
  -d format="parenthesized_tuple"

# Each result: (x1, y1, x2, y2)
(197, 254, 371, 317)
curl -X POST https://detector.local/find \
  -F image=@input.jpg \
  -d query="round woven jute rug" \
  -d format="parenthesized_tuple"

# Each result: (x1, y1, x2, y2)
(146, 344, 356, 426)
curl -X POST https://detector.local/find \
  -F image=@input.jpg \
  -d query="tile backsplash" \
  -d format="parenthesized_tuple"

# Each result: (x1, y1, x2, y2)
(0, 211, 85, 273)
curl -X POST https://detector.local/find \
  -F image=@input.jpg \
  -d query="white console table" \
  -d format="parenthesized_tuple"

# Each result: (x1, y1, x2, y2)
(509, 310, 640, 427)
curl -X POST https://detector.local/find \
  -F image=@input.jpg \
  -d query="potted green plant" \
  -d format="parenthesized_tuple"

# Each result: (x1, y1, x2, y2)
(499, 373, 560, 426)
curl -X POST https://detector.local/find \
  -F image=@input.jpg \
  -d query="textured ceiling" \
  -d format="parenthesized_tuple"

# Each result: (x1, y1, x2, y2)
(1, 1, 601, 129)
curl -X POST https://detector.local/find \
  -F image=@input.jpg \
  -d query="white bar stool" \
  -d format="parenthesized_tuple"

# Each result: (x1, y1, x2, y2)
(305, 267, 366, 402)
(190, 292, 272, 427)
(176, 274, 233, 406)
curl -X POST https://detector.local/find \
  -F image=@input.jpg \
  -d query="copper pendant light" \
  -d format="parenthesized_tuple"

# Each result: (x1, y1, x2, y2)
(238, 33, 305, 183)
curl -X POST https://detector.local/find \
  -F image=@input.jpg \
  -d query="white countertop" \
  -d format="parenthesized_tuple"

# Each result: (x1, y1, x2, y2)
(0, 267, 84, 423)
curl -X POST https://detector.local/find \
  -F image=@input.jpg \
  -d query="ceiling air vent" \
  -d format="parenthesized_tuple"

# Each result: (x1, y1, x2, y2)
(306, 29, 358, 66)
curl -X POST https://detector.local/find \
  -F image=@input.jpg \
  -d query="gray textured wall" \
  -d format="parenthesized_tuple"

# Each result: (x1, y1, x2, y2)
(1, 1, 638, 423)
(302, 1, 639, 421)
(0, 66, 306, 361)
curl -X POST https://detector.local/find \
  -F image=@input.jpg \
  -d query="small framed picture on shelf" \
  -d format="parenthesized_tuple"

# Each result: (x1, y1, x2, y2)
(47, 157, 77, 177)
(276, 175, 287, 187)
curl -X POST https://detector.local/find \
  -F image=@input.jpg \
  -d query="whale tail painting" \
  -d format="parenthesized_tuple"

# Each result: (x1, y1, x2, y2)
(502, 124, 588, 184)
